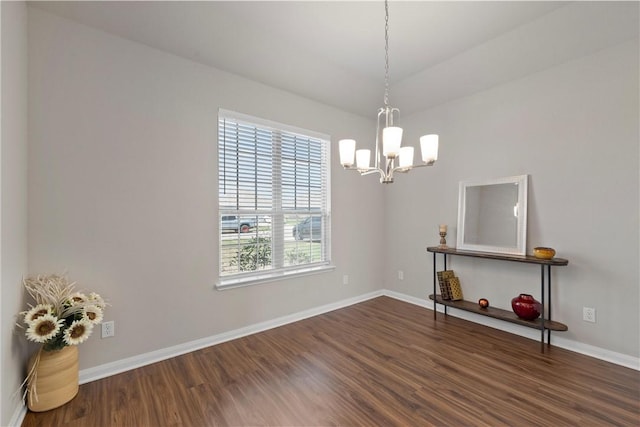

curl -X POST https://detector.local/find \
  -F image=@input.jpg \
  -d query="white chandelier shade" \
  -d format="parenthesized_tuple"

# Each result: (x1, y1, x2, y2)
(356, 149, 371, 170)
(382, 127, 402, 157)
(399, 146, 414, 168)
(338, 139, 356, 167)
(420, 134, 439, 163)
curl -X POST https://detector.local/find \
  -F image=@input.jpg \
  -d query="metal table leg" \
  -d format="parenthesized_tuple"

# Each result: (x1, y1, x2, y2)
(540, 265, 545, 351)
(547, 265, 552, 345)
(433, 252, 437, 320)
(443, 254, 448, 315)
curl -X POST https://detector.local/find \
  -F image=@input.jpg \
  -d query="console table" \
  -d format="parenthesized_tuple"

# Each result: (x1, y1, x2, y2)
(427, 246, 568, 349)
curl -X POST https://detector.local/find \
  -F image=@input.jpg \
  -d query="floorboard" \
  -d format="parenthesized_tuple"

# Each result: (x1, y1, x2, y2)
(21, 297, 640, 426)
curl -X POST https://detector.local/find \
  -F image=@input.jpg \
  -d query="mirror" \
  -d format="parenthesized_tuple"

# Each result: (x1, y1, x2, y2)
(456, 175, 528, 255)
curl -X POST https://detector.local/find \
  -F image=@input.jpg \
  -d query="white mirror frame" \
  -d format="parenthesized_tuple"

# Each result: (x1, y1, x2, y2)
(456, 175, 528, 256)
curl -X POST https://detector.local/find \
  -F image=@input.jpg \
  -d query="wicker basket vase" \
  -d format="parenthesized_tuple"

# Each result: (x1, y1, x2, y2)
(27, 346, 79, 412)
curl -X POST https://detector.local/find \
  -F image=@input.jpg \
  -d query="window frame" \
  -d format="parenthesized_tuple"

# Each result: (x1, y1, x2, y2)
(216, 109, 333, 290)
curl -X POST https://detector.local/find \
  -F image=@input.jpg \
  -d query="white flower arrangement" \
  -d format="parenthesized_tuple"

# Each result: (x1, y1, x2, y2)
(19, 274, 106, 351)
(16, 274, 108, 405)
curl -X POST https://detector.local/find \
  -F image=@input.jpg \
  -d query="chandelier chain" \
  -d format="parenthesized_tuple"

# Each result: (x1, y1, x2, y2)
(384, 0, 390, 107)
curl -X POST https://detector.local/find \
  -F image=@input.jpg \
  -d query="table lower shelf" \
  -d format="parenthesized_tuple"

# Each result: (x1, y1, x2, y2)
(428, 294, 568, 331)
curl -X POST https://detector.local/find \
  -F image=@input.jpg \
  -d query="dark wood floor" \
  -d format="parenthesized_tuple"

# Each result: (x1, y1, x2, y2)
(22, 296, 640, 426)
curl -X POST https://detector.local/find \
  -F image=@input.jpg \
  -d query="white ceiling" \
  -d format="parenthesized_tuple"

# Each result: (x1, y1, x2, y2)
(31, 1, 639, 117)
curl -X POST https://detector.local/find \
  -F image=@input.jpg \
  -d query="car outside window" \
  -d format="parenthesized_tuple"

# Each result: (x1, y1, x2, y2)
(221, 216, 256, 234)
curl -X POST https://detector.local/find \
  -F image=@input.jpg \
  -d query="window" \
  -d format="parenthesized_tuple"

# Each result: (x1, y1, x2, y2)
(217, 109, 332, 288)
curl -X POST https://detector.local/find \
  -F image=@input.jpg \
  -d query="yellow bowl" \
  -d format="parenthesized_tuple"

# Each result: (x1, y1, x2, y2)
(533, 247, 556, 259)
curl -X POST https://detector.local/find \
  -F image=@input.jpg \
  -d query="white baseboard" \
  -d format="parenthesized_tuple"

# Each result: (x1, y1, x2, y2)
(383, 290, 640, 371)
(79, 288, 637, 388)
(80, 290, 384, 384)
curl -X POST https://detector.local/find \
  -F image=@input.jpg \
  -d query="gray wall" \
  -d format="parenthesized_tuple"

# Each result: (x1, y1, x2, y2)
(385, 39, 639, 358)
(1, 1, 29, 425)
(27, 8, 386, 370)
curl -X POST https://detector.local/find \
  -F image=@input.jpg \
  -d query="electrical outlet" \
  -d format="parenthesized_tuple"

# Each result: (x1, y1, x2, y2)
(398, 270, 404, 280)
(101, 321, 115, 338)
(342, 275, 349, 285)
(583, 307, 596, 323)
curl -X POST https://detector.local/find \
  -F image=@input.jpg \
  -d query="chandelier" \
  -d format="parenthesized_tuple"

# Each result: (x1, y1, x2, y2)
(338, 0, 439, 184)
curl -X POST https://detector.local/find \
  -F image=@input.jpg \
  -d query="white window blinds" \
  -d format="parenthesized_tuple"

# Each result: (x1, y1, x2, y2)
(217, 109, 331, 288)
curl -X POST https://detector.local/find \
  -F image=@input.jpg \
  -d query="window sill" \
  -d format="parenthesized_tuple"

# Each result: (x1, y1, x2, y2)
(216, 264, 336, 291)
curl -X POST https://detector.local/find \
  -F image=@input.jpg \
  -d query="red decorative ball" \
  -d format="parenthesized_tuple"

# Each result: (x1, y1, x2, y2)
(511, 294, 541, 320)
(478, 298, 489, 309)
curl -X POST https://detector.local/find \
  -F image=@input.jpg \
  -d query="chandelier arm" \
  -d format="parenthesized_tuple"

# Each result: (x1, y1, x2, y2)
(375, 108, 385, 170)
(391, 108, 399, 126)
(361, 169, 385, 178)
(384, 158, 395, 183)
(342, 164, 385, 176)
(391, 161, 436, 174)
